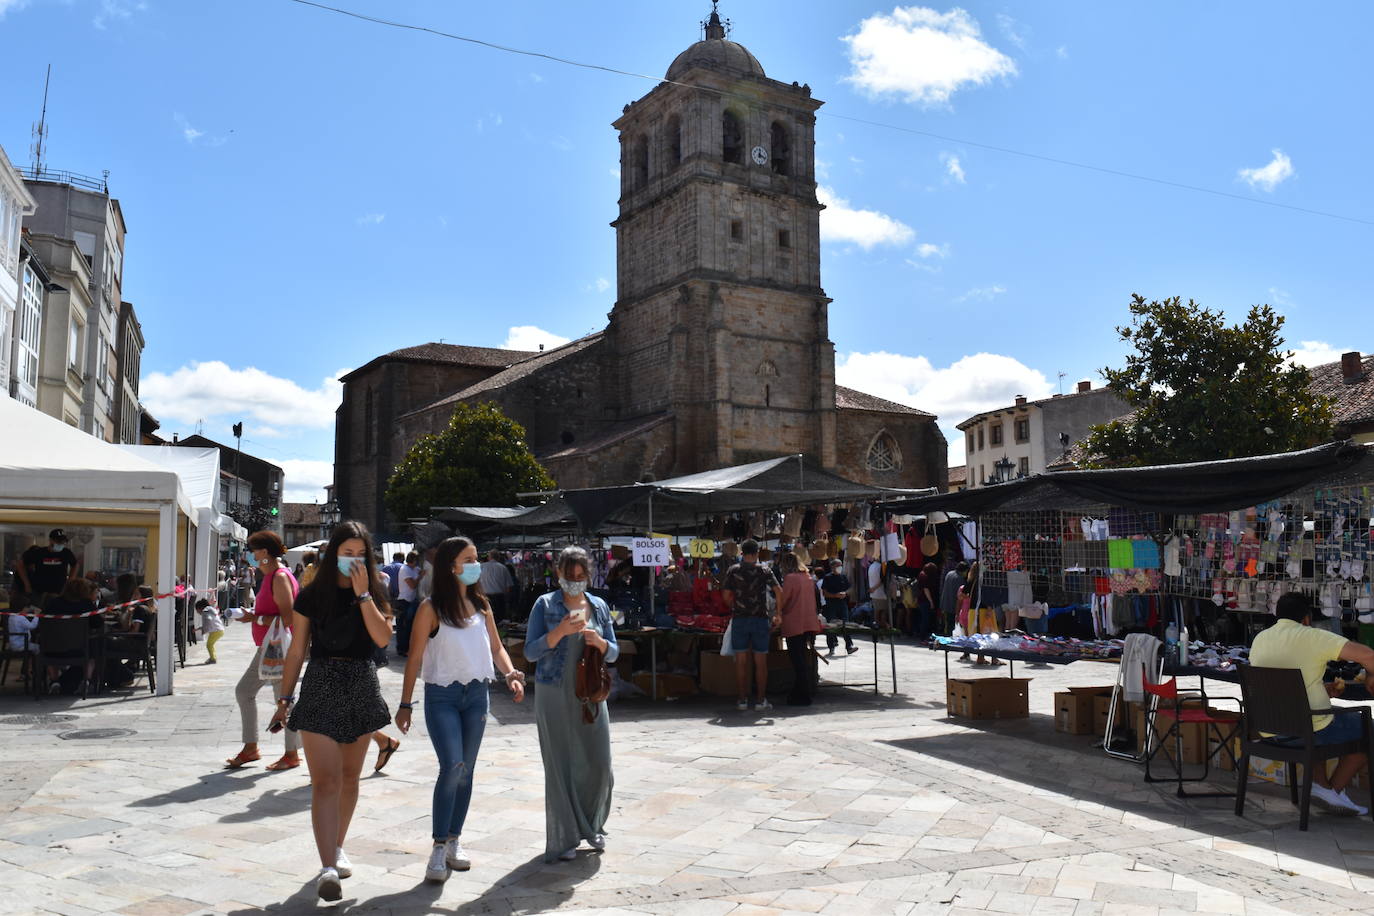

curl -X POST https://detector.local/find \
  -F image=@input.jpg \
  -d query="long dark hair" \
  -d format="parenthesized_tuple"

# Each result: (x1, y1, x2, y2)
(298, 520, 392, 617)
(431, 536, 488, 628)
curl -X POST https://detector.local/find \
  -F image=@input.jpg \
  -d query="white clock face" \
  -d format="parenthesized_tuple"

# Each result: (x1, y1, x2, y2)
(751, 145, 769, 166)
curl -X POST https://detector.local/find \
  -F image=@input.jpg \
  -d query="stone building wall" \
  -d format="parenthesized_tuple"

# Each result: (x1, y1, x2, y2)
(834, 408, 948, 490)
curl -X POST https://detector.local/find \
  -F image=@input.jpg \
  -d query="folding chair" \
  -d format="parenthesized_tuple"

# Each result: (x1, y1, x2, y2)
(1142, 673, 1241, 796)
(1102, 632, 1162, 761)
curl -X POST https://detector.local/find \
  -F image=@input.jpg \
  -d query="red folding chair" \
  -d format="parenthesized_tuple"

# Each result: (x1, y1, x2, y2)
(1142, 672, 1242, 797)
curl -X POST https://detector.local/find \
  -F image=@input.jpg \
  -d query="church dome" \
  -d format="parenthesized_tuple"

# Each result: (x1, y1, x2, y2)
(665, 8, 764, 82)
(666, 38, 765, 81)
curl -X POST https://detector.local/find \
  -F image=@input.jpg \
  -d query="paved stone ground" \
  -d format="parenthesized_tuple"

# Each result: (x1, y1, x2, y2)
(1, 626, 1372, 915)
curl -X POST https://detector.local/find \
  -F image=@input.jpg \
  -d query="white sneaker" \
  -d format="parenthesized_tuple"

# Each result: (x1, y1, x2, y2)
(736, 698, 749, 711)
(316, 867, 342, 901)
(334, 847, 352, 878)
(557, 848, 577, 861)
(425, 844, 451, 882)
(444, 837, 470, 871)
(756, 698, 773, 711)
(1311, 784, 1356, 816)
(588, 834, 606, 850)
(1336, 789, 1370, 816)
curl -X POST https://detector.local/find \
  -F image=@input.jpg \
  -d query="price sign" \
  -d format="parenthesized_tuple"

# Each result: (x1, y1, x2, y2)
(688, 538, 716, 559)
(632, 537, 670, 567)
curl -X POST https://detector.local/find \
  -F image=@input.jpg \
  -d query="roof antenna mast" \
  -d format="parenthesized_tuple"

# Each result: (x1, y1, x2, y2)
(702, 2, 730, 40)
(31, 64, 51, 173)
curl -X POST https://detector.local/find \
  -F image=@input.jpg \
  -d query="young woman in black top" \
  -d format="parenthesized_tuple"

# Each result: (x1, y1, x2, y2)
(269, 520, 392, 902)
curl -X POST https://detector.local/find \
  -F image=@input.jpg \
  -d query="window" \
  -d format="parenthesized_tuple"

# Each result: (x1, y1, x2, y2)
(765, 384, 771, 408)
(722, 110, 743, 164)
(666, 114, 682, 167)
(730, 219, 743, 241)
(977, 427, 984, 450)
(866, 432, 902, 472)
(364, 388, 377, 456)
(633, 135, 649, 188)
(1018, 456, 1030, 477)
(16, 266, 43, 396)
(777, 229, 791, 249)
(68, 318, 82, 370)
(990, 423, 1003, 446)
(770, 121, 791, 176)
(966, 434, 974, 455)
(1015, 418, 1031, 442)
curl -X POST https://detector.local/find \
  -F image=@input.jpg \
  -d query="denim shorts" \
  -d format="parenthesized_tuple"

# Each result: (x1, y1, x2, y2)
(1272, 709, 1366, 747)
(730, 616, 771, 653)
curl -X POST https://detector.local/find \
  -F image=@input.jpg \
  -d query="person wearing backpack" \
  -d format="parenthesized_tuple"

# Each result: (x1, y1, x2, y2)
(225, 530, 301, 772)
(393, 536, 525, 883)
(524, 546, 618, 863)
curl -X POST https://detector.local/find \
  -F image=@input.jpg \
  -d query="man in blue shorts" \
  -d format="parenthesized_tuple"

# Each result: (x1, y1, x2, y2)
(1250, 592, 1374, 815)
(721, 540, 782, 712)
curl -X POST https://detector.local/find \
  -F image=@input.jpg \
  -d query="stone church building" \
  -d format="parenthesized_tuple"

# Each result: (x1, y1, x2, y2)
(336, 10, 947, 537)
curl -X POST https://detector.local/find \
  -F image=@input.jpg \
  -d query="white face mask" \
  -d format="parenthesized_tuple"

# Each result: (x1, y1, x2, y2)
(560, 578, 588, 597)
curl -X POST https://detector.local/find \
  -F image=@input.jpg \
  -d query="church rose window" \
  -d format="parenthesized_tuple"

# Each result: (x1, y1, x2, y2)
(866, 432, 902, 472)
(722, 110, 743, 164)
(770, 121, 791, 175)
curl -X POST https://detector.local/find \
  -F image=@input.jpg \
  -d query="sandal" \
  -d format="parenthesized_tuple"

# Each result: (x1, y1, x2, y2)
(374, 738, 401, 772)
(224, 751, 261, 769)
(265, 755, 301, 771)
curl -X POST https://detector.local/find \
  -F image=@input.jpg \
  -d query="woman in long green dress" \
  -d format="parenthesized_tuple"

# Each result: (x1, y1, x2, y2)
(524, 546, 619, 862)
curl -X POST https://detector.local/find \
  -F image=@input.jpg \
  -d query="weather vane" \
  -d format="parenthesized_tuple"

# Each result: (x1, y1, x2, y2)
(702, 1, 731, 39)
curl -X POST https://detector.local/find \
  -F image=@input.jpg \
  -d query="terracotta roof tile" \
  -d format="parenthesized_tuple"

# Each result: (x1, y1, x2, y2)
(341, 342, 536, 382)
(835, 385, 934, 417)
(1307, 353, 1374, 427)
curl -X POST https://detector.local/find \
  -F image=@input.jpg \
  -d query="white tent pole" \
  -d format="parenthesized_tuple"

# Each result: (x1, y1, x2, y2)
(156, 502, 176, 696)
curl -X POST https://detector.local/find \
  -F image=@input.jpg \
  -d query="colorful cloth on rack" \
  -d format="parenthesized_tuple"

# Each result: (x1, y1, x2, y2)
(1107, 539, 1135, 570)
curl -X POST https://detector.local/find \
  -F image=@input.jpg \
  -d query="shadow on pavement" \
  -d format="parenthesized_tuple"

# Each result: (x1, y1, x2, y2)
(128, 769, 274, 807)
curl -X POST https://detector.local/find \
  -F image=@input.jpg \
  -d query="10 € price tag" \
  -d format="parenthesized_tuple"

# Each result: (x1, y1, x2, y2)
(632, 537, 670, 567)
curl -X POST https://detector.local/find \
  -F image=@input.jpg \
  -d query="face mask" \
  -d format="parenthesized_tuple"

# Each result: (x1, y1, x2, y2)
(458, 562, 482, 586)
(337, 556, 362, 576)
(560, 578, 588, 597)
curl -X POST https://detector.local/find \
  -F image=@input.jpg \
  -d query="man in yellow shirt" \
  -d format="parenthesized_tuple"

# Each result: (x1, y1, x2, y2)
(1250, 592, 1374, 815)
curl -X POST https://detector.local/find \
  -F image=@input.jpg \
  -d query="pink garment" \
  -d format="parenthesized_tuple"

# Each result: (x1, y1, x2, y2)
(779, 572, 822, 637)
(252, 566, 299, 646)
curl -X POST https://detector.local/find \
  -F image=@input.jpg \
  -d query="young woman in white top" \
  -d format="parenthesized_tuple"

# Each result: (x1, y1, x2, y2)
(395, 536, 525, 883)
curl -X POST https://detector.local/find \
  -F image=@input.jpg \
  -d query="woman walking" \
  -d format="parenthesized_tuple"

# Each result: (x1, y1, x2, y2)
(394, 536, 526, 883)
(269, 520, 392, 901)
(226, 531, 301, 772)
(525, 546, 618, 863)
(777, 553, 822, 706)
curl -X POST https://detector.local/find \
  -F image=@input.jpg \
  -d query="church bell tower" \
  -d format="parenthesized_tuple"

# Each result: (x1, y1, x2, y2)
(607, 4, 838, 473)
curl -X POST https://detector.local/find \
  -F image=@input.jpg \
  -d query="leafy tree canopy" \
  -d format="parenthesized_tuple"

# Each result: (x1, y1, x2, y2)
(385, 402, 556, 521)
(1078, 294, 1334, 468)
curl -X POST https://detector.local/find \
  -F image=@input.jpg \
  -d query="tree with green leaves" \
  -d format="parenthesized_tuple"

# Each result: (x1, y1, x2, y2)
(385, 402, 556, 521)
(1078, 294, 1335, 468)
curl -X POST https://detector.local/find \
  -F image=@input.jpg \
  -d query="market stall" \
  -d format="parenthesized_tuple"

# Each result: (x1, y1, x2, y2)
(1, 398, 194, 695)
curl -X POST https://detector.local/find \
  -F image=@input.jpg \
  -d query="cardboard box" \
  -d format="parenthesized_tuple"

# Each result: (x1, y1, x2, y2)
(503, 637, 534, 676)
(1057, 687, 1113, 735)
(1094, 693, 1128, 736)
(631, 671, 696, 700)
(698, 651, 736, 697)
(947, 677, 1030, 720)
(1134, 701, 1212, 765)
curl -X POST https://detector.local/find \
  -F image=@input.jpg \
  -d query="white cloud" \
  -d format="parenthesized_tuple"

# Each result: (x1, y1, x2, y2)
(836, 350, 1054, 468)
(279, 459, 335, 505)
(94, 0, 146, 30)
(995, 13, 1027, 49)
(1056, 45, 1069, 60)
(941, 152, 966, 183)
(173, 113, 204, 144)
(141, 362, 345, 430)
(816, 185, 915, 249)
(1267, 286, 1293, 307)
(842, 6, 1017, 105)
(1288, 340, 1344, 368)
(551, 136, 573, 152)
(1238, 149, 1294, 192)
(956, 284, 1006, 302)
(502, 326, 571, 352)
(0, 1, 30, 17)
(594, 277, 610, 293)
(915, 242, 949, 258)
(355, 213, 385, 226)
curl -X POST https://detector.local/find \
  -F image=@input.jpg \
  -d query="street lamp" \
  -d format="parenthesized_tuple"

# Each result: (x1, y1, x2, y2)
(986, 456, 1015, 485)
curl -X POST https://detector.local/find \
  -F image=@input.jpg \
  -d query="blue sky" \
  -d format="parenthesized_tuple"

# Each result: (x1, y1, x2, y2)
(3, 1, 1370, 501)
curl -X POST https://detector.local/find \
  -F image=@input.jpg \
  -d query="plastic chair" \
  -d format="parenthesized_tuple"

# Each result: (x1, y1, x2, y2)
(1234, 666, 1374, 830)
(1142, 673, 1241, 796)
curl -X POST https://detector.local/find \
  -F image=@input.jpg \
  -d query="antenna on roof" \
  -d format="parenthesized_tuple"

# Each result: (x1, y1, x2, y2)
(1057, 370, 1066, 396)
(31, 64, 51, 173)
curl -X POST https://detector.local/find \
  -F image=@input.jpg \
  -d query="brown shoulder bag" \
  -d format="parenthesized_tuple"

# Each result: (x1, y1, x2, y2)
(574, 607, 612, 723)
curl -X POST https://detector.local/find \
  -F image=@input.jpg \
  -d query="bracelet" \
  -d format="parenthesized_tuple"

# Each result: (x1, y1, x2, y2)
(398, 701, 414, 709)
(504, 669, 526, 685)
(356, 592, 373, 604)
(277, 696, 295, 706)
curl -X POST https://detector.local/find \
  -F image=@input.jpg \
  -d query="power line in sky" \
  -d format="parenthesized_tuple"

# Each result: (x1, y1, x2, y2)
(283, 0, 1372, 229)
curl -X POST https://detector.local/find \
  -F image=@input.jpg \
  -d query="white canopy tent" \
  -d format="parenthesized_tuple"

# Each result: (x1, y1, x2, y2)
(0, 398, 192, 695)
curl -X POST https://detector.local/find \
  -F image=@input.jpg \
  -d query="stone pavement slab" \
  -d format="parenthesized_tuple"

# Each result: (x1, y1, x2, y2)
(0, 627, 1371, 914)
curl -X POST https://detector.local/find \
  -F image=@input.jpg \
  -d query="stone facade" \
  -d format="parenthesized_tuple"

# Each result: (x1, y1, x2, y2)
(335, 13, 946, 536)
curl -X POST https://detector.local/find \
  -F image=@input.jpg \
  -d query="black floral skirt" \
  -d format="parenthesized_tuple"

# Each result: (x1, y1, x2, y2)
(287, 658, 390, 744)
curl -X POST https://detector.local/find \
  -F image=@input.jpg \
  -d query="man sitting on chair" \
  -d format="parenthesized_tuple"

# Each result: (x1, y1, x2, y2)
(1250, 592, 1374, 815)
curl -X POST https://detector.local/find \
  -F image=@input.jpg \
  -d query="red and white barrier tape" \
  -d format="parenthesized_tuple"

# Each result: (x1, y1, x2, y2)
(1, 587, 211, 619)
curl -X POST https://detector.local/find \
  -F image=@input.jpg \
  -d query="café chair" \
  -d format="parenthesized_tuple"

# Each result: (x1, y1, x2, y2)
(1, 631, 32, 687)
(1142, 672, 1242, 796)
(1234, 665, 1374, 831)
(34, 618, 97, 700)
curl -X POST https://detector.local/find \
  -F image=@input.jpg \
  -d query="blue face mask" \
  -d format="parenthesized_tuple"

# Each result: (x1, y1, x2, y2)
(337, 556, 362, 576)
(459, 562, 482, 586)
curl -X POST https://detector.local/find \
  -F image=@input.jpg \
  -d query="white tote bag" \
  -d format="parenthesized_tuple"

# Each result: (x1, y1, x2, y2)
(258, 617, 291, 681)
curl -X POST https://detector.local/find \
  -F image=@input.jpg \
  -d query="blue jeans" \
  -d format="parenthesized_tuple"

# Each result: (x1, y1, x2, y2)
(424, 680, 489, 841)
(395, 599, 416, 653)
